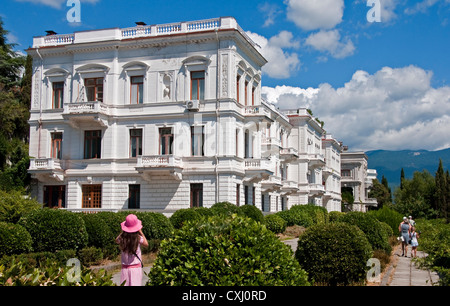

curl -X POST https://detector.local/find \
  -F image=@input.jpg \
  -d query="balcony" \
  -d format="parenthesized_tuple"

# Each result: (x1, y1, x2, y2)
(28, 158, 64, 182)
(261, 175, 282, 192)
(136, 155, 183, 181)
(309, 183, 325, 196)
(63, 101, 110, 128)
(244, 158, 273, 183)
(243, 105, 272, 123)
(280, 180, 299, 195)
(280, 147, 299, 162)
(308, 153, 326, 169)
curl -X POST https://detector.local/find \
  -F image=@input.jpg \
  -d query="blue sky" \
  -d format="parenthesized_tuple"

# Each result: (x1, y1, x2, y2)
(2, 0, 450, 151)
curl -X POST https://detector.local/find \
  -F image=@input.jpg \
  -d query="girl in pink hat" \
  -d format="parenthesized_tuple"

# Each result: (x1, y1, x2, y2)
(115, 214, 148, 286)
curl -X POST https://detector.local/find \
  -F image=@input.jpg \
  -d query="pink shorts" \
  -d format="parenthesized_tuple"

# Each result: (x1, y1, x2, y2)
(120, 264, 143, 286)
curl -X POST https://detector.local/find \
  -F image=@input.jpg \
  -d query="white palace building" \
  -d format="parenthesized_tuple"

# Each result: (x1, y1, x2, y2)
(27, 17, 372, 213)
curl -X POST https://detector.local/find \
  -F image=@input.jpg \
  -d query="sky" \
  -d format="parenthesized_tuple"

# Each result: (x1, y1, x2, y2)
(1, 0, 450, 152)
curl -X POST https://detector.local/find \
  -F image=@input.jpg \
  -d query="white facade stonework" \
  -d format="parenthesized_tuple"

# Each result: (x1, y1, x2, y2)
(27, 17, 345, 213)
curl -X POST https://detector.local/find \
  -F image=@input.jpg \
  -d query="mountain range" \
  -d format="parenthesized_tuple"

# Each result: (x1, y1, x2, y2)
(365, 148, 450, 191)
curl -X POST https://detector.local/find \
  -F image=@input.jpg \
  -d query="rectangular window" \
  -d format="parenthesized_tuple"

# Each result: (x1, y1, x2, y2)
(130, 129, 143, 158)
(82, 184, 102, 208)
(130, 76, 144, 104)
(252, 186, 256, 206)
(51, 132, 63, 159)
(84, 130, 101, 159)
(191, 126, 204, 156)
(43, 185, 66, 208)
(52, 82, 64, 109)
(159, 128, 173, 155)
(191, 71, 205, 100)
(128, 184, 140, 209)
(85, 78, 104, 102)
(236, 75, 240, 103)
(244, 80, 249, 106)
(252, 86, 256, 106)
(341, 169, 351, 177)
(190, 183, 203, 208)
(244, 185, 249, 205)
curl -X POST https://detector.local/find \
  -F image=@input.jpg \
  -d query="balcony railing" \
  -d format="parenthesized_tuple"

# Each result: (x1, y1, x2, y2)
(64, 101, 110, 115)
(137, 155, 182, 168)
(34, 17, 258, 49)
(29, 158, 62, 170)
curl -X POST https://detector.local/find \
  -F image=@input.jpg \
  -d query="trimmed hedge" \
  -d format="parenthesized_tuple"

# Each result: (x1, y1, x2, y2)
(296, 222, 373, 285)
(81, 213, 114, 249)
(237, 204, 264, 223)
(18, 208, 88, 253)
(170, 208, 201, 229)
(148, 215, 310, 286)
(0, 222, 33, 256)
(264, 214, 287, 234)
(334, 211, 392, 254)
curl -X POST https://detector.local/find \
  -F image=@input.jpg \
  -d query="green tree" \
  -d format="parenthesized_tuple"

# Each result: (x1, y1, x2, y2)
(435, 159, 448, 222)
(369, 179, 391, 209)
(393, 170, 437, 219)
(0, 18, 25, 89)
(400, 168, 405, 190)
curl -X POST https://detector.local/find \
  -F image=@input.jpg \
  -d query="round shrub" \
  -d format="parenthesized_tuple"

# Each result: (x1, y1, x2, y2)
(264, 214, 287, 234)
(276, 208, 313, 227)
(295, 222, 373, 285)
(368, 206, 403, 234)
(194, 207, 214, 217)
(237, 204, 264, 223)
(336, 211, 392, 254)
(328, 211, 344, 222)
(96, 211, 124, 237)
(18, 209, 88, 252)
(210, 202, 238, 216)
(134, 211, 174, 240)
(170, 208, 202, 229)
(81, 213, 114, 249)
(0, 190, 41, 224)
(148, 215, 310, 286)
(0, 222, 33, 256)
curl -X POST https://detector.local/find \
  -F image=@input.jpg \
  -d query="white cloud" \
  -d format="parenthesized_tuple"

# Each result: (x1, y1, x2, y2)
(258, 2, 283, 27)
(246, 31, 300, 79)
(15, 0, 99, 9)
(286, 0, 345, 31)
(264, 65, 450, 151)
(305, 29, 355, 59)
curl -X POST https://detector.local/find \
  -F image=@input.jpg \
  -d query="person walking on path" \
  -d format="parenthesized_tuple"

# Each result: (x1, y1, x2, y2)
(399, 217, 411, 257)
(410, 227, 420, 258)
(116, 214, 148, 286)
(409, 215, 416, 227)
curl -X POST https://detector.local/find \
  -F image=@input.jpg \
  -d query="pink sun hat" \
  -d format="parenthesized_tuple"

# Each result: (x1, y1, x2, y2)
(121, 214, 142, 233)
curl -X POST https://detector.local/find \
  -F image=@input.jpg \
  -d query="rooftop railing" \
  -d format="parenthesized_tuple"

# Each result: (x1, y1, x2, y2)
(33, 17, 258, 48)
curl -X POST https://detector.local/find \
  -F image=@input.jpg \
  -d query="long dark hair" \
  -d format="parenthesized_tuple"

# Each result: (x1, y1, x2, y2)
(118, 231, 140, 254)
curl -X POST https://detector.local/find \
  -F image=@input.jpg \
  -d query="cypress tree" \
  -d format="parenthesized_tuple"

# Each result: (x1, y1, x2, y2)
(400, 168, 405, 190)
(435, 159, 448, 221)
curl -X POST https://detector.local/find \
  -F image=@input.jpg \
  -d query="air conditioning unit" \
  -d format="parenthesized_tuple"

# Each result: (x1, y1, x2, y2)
(186, 100, 200, 111)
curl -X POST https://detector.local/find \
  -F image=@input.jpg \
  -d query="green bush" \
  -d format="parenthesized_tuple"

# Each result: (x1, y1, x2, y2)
(416, 219, 450, 286)
(368, 206, 403, 234)
(264, 214, 287, 234)
(237, 204, 264, 223)
(136, 212, 173, 240)
(0, 249, 76, 271)
(0, 257, 115, 286)
(18, 209, 88, 253)
(291, 205, 328, 225)
(210, 202, 239, 216)
(0, 190, 41, 224)
(295, 222, 373, 285)
(169, 208, 202, 229)
(77, 247, 104, 266)
(148, 215, 310, 286)
(0, 222, 33, 256)
(81, 213, 114, 249)
(95, 211, 123, 237)
(276, 208, 313, 227)
(335, 211, 392, 254)
(328, 211, 344, 222)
